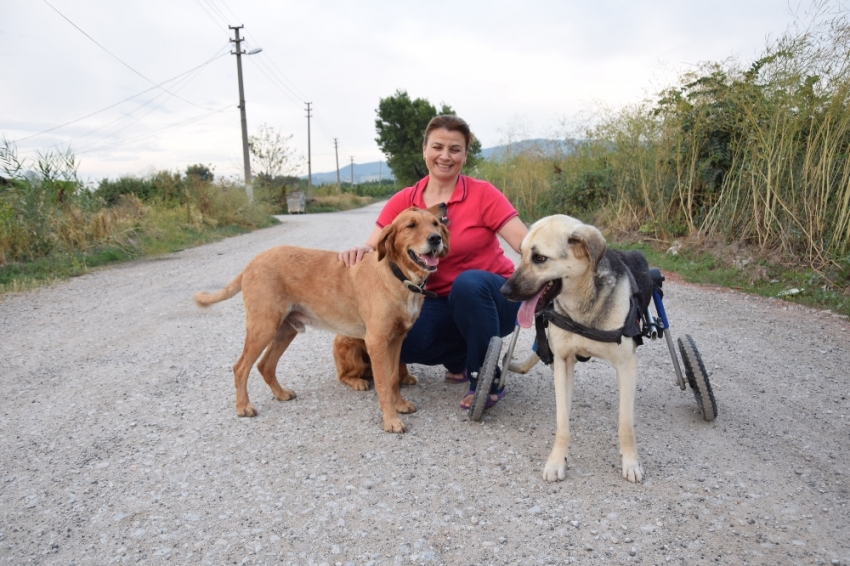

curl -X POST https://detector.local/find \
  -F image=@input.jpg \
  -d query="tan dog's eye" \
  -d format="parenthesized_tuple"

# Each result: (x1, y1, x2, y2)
(532, 253, 547, 265)
(407, 222, 416, 229)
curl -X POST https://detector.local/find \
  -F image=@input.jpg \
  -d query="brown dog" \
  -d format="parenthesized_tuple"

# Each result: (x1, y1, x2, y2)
(193, 206, 449, 432)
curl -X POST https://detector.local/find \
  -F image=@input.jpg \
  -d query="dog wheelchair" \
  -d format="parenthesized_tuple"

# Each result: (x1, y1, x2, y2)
(468, 267, 718, 422)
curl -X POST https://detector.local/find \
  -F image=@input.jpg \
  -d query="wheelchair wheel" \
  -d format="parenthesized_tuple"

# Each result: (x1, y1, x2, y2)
(469, 336, 502, 422)
(677, 334, 718, 421)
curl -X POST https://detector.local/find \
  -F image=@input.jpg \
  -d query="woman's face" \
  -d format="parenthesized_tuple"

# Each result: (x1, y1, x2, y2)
(423, 128, 467, 183)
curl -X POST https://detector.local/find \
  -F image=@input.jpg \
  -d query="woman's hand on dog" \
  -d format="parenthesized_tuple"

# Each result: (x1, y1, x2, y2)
(339, 226, 383, 266)
(338, 246, 374, 266)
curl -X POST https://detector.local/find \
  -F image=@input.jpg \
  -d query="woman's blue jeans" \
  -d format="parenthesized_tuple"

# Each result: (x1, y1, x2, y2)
(399, 270, 521, 393)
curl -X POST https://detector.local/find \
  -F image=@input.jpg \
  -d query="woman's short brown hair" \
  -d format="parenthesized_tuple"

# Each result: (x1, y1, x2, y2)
(423, 115, 475, 151)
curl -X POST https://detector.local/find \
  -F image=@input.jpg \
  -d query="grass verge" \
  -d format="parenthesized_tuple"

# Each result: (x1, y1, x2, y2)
(612, 240, 850, 318)
(0, 220, 277, 295)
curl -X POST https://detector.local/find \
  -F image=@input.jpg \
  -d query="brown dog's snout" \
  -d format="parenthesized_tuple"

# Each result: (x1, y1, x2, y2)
(427, 232, 442, 248)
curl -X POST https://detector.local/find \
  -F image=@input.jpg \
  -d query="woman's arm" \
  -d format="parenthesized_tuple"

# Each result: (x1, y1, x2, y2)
(338, 225, 383, 266)
(498, 216, 528, 254)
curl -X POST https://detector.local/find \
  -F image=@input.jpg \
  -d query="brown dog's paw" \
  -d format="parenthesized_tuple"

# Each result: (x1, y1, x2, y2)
(339, 377, 372, 391)
(398, 364, 418, 386)
(395, 398, 416, 414)
(237, 402, 258, 417)
(399, 373, 418, 386)
(383, 416, 407, 433)
(272, 388, 297, 401)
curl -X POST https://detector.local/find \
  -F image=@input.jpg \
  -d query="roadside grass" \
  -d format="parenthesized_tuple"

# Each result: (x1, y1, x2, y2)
(611, 240, 850, 317)
(305, 192, 375, 213)
(0, 187, 368, 295)
(0, 218, 276, 294)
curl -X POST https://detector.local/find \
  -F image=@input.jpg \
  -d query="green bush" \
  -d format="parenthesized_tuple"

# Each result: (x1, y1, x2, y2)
(94, 170, 183, 206)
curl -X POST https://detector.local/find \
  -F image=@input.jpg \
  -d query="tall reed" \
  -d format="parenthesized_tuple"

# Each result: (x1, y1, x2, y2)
(478, 6, 850, 278)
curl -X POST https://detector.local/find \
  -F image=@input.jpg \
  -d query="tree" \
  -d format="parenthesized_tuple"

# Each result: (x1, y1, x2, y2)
(186, 163, 214, 182)
(374, 90, 482, 187)
(248, 124, 300, 179)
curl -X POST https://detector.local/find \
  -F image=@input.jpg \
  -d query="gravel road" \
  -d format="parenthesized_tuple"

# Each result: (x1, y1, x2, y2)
(2, 201, 849, 566)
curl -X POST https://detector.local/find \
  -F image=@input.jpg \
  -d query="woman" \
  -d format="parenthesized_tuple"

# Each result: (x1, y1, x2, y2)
(339, 115, 527, 409)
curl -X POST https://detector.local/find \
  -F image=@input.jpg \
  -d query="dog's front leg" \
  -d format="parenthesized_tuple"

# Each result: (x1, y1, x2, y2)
(543, 355, 575, 482)
(615, 352, 643, 482)
(508, 352, 540, 375)
(366, 336, 414, 433)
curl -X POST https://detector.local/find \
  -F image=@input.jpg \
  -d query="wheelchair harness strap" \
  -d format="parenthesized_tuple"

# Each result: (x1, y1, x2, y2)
(534, 270, 645, 366)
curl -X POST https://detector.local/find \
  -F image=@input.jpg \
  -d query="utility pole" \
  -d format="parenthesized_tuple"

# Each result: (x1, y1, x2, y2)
(230, 25, 252, 204)
(334, 138, 341, 194)
(305, 102, 312, 190)
(350, 156, 354, 187)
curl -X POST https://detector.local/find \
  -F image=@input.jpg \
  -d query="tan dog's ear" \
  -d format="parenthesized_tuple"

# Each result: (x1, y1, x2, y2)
(568, 224, 607, 272)
(376, 223, 395, 262)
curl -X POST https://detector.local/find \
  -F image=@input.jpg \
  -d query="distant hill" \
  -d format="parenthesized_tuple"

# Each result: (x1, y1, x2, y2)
(306, 139, 577, 185)
(480, 138, 577, 160)
(308, 161, 392, 186)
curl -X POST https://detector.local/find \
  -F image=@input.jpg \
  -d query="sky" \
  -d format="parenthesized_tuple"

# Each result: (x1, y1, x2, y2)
(0, 0, 825, 185)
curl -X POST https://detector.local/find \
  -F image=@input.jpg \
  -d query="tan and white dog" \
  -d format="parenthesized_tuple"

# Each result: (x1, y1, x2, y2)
(194, 206, 449, 433)
(500, 214, 652, 482)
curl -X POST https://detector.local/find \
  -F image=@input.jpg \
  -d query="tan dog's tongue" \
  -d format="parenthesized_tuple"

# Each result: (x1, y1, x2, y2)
(517, 287, 546, 329)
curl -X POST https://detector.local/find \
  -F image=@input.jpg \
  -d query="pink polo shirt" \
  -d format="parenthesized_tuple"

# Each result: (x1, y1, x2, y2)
(376, 175, 518, 297)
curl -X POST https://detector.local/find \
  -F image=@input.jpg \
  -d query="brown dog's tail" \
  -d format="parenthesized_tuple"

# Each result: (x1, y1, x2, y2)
(193, 272, 243, 307)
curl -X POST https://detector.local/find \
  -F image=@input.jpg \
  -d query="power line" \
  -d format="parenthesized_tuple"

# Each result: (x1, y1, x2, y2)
(248, 49, 305, 102)
(42, 0, 221, 113)
(195, 1, 336, 140)
(200, 0, 231, 29)
(244, 56, 304, 106)
(188, 0, 304, 106)
(12, 48, 230, 145)
(315, 115, 337, 141)
(192, 0, 229, 33)
(70, 59, 214, 152)
(216, 0, 242, 25)
(243, 37, 311, 102)
(75, 104, 234, 155)
(191, 1, 346, 166)
(205, 0, 312, 102)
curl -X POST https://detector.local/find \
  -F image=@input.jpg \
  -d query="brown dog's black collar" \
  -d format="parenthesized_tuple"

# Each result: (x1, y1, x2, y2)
(389, 262, 437, 298)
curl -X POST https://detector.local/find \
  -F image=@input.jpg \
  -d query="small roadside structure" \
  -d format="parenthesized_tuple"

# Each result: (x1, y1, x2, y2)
(286, 190, 306, 214)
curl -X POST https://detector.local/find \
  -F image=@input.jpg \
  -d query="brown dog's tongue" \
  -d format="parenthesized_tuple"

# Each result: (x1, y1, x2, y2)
(517, 287, 545, 329)
(420, 254, 439, 268)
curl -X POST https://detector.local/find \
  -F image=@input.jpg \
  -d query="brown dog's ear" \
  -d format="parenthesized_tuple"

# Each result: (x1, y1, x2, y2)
(438, 218, 450, 257)
(568, 224, 607, 272)
(426, 202, 448, 225)
(376, 223, 395, 262)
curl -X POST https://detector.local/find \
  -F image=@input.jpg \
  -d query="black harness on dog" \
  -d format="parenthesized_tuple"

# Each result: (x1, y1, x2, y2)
(534, 271, 645, 366)
(390, 262, 438, 298)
